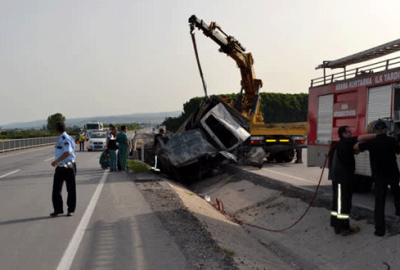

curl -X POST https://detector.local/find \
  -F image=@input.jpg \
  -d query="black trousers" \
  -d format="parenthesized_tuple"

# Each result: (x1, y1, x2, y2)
(79, 141, 84, 151)
(331, 177, 353, 231)
(373, 176, 400, 233)
(52, 163, 77, 213)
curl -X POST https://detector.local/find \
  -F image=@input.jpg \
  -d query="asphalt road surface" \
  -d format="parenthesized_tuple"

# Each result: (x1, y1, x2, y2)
(0, 146, 188, 270)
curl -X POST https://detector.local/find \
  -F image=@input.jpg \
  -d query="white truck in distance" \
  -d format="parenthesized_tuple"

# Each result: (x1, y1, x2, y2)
(84, 121, 104, 140)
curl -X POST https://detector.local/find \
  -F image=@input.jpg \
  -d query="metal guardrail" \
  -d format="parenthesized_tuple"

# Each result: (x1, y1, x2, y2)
(0, 137, 58, 153)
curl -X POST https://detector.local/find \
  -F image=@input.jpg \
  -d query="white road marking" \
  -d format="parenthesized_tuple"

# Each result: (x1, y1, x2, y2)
(56, 170, 108, 270)
(263, 168, 316, 184)
(0, 170, 21, 179)
(44, 157, 54, 162)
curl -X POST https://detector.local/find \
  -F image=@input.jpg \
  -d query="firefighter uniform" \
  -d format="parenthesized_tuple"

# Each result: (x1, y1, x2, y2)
(330, 136, 358, 234)
(359, 126, 400, 236)
(52, 132, 76, 215)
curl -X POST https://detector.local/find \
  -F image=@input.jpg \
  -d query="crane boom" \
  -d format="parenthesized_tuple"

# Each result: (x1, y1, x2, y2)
(189, 15, 263, 124)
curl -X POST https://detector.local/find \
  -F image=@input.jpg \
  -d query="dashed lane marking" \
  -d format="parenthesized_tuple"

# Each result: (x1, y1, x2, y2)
(56, 170, 108, 270)
(0, 170, 21, 179)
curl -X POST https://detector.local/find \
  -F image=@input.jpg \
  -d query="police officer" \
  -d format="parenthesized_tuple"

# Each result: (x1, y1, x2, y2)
(50, 121, 77, 217)
(78, 129, 85, 151)
(356, 120, 400, 236)
(330, 125, 375, 236)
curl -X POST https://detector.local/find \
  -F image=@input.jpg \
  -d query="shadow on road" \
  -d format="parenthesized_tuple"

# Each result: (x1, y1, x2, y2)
(0, 216, 53, 226)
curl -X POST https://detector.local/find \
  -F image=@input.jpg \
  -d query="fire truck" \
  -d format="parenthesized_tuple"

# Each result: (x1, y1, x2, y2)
(308, 38, 400, 191)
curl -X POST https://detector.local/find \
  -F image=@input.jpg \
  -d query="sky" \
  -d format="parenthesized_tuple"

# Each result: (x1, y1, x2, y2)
(1, 0, 400, 126)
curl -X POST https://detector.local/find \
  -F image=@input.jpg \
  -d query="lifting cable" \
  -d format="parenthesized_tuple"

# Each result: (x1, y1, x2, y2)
(190, 27, 208, 98)
(204, 144, 336, 232)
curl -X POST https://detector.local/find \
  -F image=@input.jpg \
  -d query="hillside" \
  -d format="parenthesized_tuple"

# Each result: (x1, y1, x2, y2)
(1, 111, 182, 130)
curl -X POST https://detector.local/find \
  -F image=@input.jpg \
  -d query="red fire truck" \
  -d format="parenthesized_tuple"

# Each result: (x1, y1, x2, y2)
(308, 38, 400, 191)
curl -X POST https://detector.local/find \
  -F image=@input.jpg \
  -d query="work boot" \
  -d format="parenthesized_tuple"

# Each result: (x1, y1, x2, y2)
(374, 230, 385, 237)
(342, 226, 360, 236)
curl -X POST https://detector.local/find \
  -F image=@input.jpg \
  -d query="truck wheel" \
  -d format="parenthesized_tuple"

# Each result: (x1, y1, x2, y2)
(283, 149, 295, 162)
(275, 152, 285, 163)
(267, 154, 275, 162)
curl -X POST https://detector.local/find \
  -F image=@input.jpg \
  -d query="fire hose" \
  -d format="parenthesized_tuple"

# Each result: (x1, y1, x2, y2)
(204, 144, 335, 232)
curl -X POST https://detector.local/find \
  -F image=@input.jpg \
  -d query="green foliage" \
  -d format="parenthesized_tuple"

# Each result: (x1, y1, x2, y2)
(127, 160, 149, 173)
(104, 123, 140, 132)
(0, 130, 53, 139)
(47, 113, 66, 132)
(260, 93, 308, 123)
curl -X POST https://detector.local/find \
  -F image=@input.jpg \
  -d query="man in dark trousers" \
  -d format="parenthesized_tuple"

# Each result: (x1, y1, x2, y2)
(50, 122, 77, 217)
(356, 120, 400, 236)
(330, 125, 375, 236)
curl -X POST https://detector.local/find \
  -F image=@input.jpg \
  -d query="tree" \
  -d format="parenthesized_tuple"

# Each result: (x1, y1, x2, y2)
(47, 113, 66, 132)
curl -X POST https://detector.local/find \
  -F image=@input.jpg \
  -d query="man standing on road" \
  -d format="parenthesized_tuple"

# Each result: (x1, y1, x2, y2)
(50, 121, 77, 217)
(356, 120, 400, 237)
(116, 125, 130, 171)
(330, 125, 375, 236)
(107, 126, 118, 172)
(78, 129, 85, 151)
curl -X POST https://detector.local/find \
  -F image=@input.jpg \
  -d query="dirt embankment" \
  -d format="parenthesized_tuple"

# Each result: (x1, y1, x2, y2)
(133, 171, 400, 270)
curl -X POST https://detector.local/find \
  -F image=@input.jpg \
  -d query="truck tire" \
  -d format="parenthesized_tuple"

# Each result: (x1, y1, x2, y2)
(283, 149, 295, 162)
(275, 150, 294, 163)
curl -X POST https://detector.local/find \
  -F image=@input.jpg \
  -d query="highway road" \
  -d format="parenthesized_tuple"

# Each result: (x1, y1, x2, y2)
(0, 146, 188, 270)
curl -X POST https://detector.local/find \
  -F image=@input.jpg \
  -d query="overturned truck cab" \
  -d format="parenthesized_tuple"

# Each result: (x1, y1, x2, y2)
(151, 96, 266, 183)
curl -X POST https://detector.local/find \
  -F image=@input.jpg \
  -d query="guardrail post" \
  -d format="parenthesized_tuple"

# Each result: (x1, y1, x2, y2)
(141, 144, 145, 164)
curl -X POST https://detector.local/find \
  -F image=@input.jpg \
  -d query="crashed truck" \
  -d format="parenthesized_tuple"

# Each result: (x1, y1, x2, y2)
(131, 96, 255, 182)
(308, 38, 400, 192)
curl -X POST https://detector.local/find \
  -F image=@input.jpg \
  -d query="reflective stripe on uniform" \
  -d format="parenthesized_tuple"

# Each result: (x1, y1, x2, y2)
(336, 183, 349, 219)
(338, 183, 342, 215)
(337, 214, 349, 219)
(331, 211, 338, 216)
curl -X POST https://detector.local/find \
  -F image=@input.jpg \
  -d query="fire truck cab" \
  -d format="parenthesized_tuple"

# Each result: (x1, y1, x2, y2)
(308, 38, 400, 191)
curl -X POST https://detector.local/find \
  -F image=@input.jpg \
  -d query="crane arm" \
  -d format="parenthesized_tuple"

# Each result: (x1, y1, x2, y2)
(188, 15, 263, 122)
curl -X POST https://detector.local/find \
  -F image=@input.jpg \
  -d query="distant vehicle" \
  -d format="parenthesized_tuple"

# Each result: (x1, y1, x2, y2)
(84, 121, 104, 140)
(87, 132, 107, 151)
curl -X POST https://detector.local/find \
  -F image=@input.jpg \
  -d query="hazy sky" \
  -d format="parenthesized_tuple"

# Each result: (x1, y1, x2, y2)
(1, 0, 399, 126)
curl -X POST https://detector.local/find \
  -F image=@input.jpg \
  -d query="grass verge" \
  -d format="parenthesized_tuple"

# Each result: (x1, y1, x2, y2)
(127, 160, 149, 173)
(214, 248, 235, 257)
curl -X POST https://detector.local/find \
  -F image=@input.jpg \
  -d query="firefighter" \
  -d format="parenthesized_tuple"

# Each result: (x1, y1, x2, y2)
(356, 120, 400, 237)
(78, 129, 85, 151)
(330, 125, 375, 236)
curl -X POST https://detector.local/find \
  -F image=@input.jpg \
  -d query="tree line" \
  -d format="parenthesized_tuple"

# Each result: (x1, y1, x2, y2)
(162, 93, 308, 132)
(0, 113, 140, 140)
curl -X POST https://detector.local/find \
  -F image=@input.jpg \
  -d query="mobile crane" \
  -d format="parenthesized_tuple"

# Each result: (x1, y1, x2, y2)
(189, 15, 307, 162)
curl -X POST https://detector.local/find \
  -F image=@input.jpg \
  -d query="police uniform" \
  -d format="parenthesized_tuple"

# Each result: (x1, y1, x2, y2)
(79, 131, 85, 151)
(359, 132, 400, 236)
(53, 132, 77, 215)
